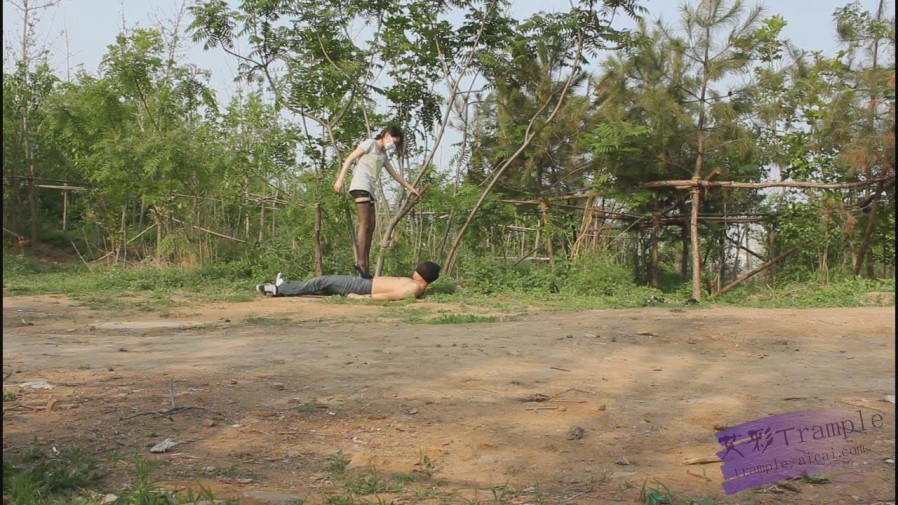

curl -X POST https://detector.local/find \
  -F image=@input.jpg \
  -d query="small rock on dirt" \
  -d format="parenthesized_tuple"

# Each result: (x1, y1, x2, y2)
(202, 418, 216, 427)
(884, 394, 895, 404)
(20, 380, 54, 389)
(271, 382, 285, 390)
(150, 438, 177, 453)
(615, 456, 631, 465)
(566, 426, 585, 440)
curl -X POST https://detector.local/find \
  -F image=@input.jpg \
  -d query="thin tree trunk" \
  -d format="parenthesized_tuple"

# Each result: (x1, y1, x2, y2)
(651, 206, 660, 289)
(153, 205, 164, 262)
(689, 185, 702, 300)
(313, 203, 323, 276)
(854, 181, 884, 277)
(540, 200, 555, 271)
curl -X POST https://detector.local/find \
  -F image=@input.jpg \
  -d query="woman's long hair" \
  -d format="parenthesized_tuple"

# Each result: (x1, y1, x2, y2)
(374, 125, 404, 155)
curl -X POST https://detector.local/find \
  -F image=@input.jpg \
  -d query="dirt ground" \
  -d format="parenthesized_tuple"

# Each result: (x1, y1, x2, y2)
(2, 294, 895, 505)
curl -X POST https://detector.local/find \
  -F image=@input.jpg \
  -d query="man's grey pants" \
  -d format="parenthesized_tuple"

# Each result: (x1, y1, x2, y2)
(277, 275, 373, 296)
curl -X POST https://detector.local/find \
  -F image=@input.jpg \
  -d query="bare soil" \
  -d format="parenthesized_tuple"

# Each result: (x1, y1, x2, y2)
(2, 294, 895, 504)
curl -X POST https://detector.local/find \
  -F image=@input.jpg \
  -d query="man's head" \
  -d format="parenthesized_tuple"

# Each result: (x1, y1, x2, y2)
(414, 261, 441, 284)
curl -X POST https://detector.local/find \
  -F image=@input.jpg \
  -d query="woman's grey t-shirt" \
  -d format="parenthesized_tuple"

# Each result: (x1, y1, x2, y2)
(348, 139, 387, 195)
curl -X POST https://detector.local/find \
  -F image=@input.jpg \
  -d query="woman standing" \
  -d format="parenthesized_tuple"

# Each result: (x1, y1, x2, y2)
(333, 126, 420, 278)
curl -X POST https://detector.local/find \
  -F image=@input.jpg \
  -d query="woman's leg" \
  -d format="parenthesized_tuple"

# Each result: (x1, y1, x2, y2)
(355, 201, 372, 274)
(364, 203, 376, 273)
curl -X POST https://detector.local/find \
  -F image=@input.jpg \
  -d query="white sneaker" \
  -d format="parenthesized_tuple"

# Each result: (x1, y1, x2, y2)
(275, 272, 286, 287)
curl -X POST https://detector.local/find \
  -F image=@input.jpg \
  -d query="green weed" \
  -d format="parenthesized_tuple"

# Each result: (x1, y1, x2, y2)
(639, 479, 722, 505)
(328, 450, 350, 475)
(243, 315, 293, 325)
(343, 468, 401, 495)
(419, 313, 499, 324)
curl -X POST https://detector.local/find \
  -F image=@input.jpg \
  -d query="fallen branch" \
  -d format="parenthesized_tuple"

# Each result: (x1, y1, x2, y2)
(70, 241, 90, 267)
(683, 456, 722, 465)
(552, 388, 598, 397)
(121, 405, 227, 421)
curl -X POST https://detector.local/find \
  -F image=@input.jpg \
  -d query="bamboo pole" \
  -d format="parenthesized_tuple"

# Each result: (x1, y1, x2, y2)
(165, 215, 246, 243)
(689, 183, 702, 300)
(640, 174, 894, 190)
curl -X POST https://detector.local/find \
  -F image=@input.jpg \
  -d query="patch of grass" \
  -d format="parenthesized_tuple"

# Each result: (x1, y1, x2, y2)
(490, 483, 519, 504)
(328, 450, 350, 475)
(326, 494, 359, 505)
(2, 254, 255, 304)
(714, 276, 895, 308)
(418, 313, 499, 324)
(2, 448, 240, 505)
(242, 315, 293, 325)
(343, 468, 402, 495)
(639, 480, 722, 505)
(415, 453, 436, 479)
(3, 446, 106, 504)
(3, 391, 17, 402)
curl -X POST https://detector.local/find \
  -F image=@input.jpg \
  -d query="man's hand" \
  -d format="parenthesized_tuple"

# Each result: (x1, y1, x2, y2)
(347, 293, 369, 299)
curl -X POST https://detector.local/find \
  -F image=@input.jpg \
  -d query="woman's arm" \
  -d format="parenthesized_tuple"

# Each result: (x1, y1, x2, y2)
(383, 160, 420, 197)
(333, 147, 366, 192)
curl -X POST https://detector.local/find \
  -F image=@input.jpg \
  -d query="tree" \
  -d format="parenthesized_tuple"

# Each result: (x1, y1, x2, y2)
(44, 28, 221, 261)
(442, 1, 646, 274)
(754, 2, 895, 279)
(3, 0, 62, 243)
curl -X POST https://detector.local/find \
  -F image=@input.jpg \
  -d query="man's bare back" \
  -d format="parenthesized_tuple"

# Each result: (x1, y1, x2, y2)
(358, 275, 427, 300)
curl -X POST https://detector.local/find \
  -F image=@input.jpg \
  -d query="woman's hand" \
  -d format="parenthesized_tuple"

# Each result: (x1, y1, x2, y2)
(333, 181, 343, 193)
(408, 186, 421, 198)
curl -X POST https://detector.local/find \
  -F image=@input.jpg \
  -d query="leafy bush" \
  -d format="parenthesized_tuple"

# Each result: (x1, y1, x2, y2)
(561, 255, 635, 297)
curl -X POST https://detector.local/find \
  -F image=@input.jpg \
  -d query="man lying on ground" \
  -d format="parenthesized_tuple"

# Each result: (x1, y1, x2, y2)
(256, 261, 440, 301)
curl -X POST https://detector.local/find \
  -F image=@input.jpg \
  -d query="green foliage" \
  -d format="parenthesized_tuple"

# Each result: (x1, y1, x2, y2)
(561, 254, 637, 297)
(455, 257, 561, 296)
(715, 276, 894, 308)
(328, 450, 350, 475)
(2, 0, 894, 303)
(3, 446, 105, 504)
(419, 314, 499, 324)
(343, 471, 402, 496)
